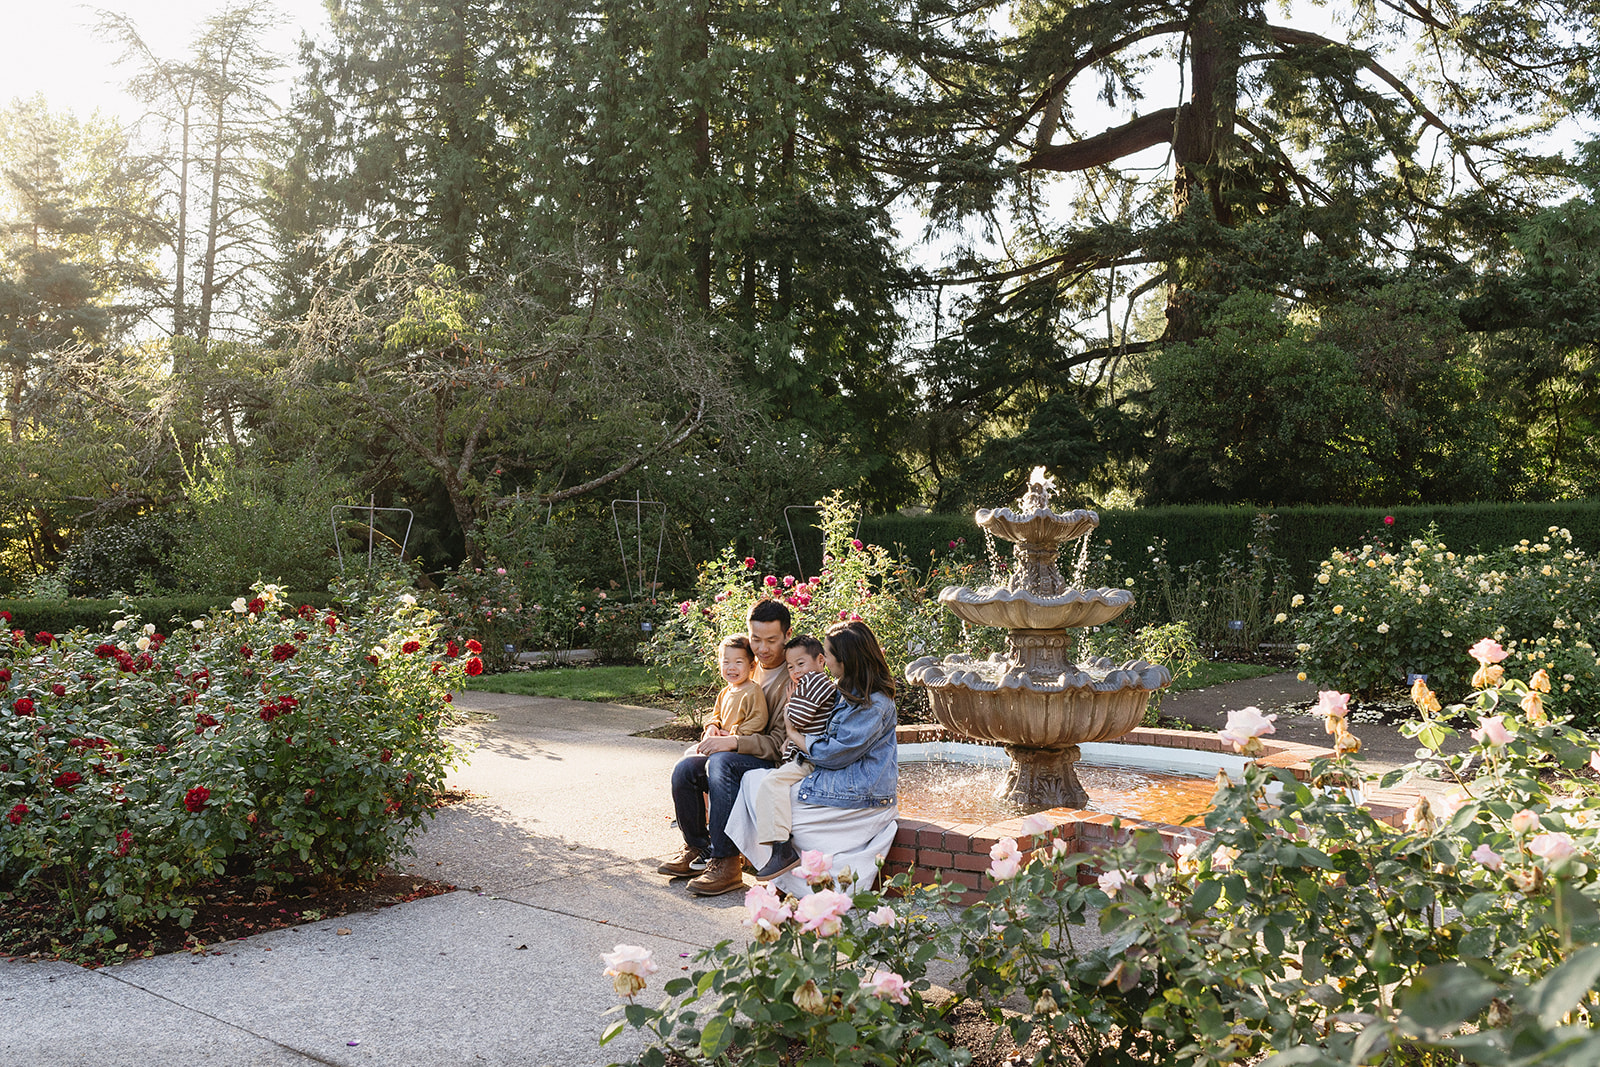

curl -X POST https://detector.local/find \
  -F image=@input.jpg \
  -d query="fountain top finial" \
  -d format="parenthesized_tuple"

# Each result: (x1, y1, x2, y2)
(1019, 466, 1055, 513)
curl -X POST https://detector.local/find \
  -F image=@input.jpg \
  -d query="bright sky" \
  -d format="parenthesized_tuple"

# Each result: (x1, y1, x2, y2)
(2, 0, 330, 122)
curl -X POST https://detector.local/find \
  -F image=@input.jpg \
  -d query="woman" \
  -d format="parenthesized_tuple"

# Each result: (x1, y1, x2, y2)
(725, 620, 898, 895)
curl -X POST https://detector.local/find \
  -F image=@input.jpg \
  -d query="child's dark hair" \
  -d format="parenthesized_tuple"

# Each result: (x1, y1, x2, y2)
(823, 621, 895, 702)
(719, 634, 755, 663)
(784, 634, 825, 659)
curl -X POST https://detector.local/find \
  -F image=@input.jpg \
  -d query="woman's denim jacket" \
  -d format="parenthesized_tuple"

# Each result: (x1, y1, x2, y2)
(795, 691, 897, 810)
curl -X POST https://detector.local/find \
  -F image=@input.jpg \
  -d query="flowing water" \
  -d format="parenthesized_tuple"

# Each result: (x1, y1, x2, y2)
(897, 759, 1217, 828)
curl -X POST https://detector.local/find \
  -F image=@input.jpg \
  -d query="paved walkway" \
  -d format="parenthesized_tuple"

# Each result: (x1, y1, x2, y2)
(2, 678, 1457, 1066)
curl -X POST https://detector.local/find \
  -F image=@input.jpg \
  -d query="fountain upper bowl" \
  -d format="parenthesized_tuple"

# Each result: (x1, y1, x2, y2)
(975, 505, 1099, 546)
(939, 585, 1133, 630)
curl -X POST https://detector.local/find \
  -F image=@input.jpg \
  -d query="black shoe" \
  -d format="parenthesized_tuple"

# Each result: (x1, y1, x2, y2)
(753, 840, 801, 881)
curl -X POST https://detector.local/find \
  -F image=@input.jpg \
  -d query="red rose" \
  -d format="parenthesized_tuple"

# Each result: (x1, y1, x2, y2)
(298, 604, 314, 619)
(51, 684, 66, 697)
(247, 598, 265, 614)
(240, 645, 253, 659)
(445, 640, 460, 658)
(53, 771, 83, 793)
(430, 662, 443, 674)
(195, 712, 220, 734)
(744, 557, 756, 569)
(7, 802, 25, 825)
(270, 643, 298, 662)
(115, 830, 132, 855)
(12, 697, 35, 717)
(0, 610, 9, 622)
(401, 640, 421, 654)
(379, 749, 392, 763)
(0, 667, 9, 684)
(154, 744, 168, 754)
(324, 615, 338, 633)
(183, 786, 210, 813)
(278, 695, 299, 709)
(35, 631, 55, 645)
(465, 639, 483, 654)
(365, 654, 379, 666)
(443, 693, 453, 703)
(294, 631, 308, 642)
(93, 644, 116, 659)
(464, 657, 483, 676)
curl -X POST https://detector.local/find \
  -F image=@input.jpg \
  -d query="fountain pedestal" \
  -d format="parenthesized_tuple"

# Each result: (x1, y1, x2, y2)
(905, 466, 1171, 811)
(1002, 743, 1087, 810)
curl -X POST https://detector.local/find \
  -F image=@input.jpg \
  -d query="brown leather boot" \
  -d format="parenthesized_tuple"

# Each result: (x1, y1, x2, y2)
(656, 845, 707, 878)
(686, 854, 747, 896)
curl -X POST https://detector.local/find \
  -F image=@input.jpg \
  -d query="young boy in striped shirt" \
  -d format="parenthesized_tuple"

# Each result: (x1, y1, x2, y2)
(750, 634, 840, 879)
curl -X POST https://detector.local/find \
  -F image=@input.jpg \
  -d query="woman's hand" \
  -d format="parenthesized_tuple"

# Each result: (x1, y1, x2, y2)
(786, 722, 809, 753)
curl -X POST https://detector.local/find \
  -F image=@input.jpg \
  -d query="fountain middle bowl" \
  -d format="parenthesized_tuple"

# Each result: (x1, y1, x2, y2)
(939, 585, 1133, 630)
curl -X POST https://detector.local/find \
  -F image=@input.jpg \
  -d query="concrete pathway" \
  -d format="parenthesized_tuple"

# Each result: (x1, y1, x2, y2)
(2, 679, 1463, 1067)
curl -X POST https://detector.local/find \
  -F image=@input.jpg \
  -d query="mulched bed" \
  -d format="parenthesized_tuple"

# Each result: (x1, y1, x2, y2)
(0, 868, 457, 968)
(0, 788, 479, 968)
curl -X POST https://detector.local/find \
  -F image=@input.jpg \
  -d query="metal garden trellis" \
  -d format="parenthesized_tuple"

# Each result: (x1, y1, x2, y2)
(610, 494, 666, 603)
(783, 505, 862, 583)
(330, 497, 415, 576)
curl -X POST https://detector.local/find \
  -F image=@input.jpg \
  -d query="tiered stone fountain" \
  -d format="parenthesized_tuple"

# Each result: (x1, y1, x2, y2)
(905, 468, 1171, 809)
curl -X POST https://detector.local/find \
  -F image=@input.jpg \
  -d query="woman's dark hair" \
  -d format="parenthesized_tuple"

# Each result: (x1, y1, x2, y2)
(824, 620, 895, 702)
(747, 598, 792, 633)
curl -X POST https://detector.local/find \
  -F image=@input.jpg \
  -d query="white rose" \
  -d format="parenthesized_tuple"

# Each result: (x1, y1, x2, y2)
(1317, 574, 1330, 585)
(191, 619, 206, 630)
(399, 594, 417, 606)
(136, 636, 152, 651)
(231, 597, 248, 613)
(113, 618, 129, 631)
(1274, 612, 1288, 624)
(1377, 623, 1390, 634)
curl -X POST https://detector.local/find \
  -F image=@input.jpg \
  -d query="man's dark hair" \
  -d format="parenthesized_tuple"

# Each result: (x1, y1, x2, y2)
(747, 598, 792, 632)
(784, 634, 825, 658)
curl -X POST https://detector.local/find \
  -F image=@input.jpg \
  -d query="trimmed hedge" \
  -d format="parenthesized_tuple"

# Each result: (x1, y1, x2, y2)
(0, 595, 340, 637)
(862, 501, 1600, 587)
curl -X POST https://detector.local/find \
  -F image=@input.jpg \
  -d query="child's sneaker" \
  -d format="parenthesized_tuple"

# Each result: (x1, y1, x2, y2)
(657, 845, 708, 878)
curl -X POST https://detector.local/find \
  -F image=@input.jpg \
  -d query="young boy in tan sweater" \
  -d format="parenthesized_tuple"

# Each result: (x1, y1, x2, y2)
(700, 634, 769, 742)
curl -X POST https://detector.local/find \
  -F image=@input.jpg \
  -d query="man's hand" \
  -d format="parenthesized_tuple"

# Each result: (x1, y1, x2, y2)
(696, 734, 739, 755)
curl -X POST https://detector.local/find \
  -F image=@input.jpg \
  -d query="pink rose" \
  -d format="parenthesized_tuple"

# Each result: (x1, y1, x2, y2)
(1383, 515, 1395, 526)
(866, 905, 898, 928)
(764, 575, 778, 588)
(1529, 832, 1578, 863)
(602, 944, 658, 997)
(988, 837, 1022, 881)
(1019, 813, 1055, 836)
(861, 969, 910, 1005)
(1510, 809, 1541, 834)
(743, 883, 792, 936)
(782, 575, 796, 588)
(851, 539, 864, 550)
(1470, 843, 1503, 870)
(1471, 715, 1513, 747)
(795, 889, 852, 936)
(1469, 638, 1508, 666)
(1315, 690, 1350, 720)
(744, 557, 756, 569)
(1097, 869, 1127, 895)
(1435, 790, 1471, 820)
(1218, 706, 1276, 753)
(798, 849, 834, 884)
(678, 601, 692, 616)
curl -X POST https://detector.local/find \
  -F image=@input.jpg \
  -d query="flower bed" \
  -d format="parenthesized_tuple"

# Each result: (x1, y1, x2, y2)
(0, 576, 466, 945)
(1292, 526, 1600, 724)
(605, 648, 1600, 1066)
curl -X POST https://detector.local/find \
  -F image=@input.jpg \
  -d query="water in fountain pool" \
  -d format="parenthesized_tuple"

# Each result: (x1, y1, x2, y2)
(897, 759, 1218, 827)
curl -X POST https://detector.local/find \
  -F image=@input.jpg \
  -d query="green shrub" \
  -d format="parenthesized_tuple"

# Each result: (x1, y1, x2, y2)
(0, 595, 338, 637)
(1292, 526, 1600, 720)
(0, 577, 464, 942)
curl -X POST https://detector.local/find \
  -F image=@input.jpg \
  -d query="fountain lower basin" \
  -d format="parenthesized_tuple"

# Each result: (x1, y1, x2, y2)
(884, 724, 1409, 903)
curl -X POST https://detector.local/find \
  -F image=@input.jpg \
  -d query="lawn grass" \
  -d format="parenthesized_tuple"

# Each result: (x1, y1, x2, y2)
(465, 657, 1285, 703)
(1172, 659, 1285, 692)
(464, 664, 711, 702)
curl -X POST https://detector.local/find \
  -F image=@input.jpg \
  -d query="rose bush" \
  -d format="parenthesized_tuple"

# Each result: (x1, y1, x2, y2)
(1291, 526, 1600, 722)
(0, 575, 463, 943)
(607, 646, 1600, 1067)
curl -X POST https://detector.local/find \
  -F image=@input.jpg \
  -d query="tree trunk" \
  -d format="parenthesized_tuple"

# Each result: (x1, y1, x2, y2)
(174, 104, 191, 337)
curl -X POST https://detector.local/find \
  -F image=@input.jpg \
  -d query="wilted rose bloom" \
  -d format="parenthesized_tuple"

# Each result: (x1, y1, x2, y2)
(988, 837, 1023, 881)
(1218, 706, 1276, 753)
(602, 944, 658, 997)
(1510, 809, 1541, 835)
(793, 978, 828, 1014)
(1471, 716, 1513, 747)
(1520, 691, 1545, 722)
(862, 969, 910, 1005)
(866, 905, 898, 928)
(1529, 833, 1578, 863)
(1469, 638, 1508, 665)
(1097, 869, 1127, 895)
(1411, 678, 1441, 713)
(1019, 813, 1055, 837)
(1316, 690, 1350, 734)
(184, 786, 210, 812)
(1471, 663, 1505, 689)
(797, 849, 833, 884)
(1470, 843, 1503, 870)
(1403, 796, 1435, 834)
(795, 889, 852, 936)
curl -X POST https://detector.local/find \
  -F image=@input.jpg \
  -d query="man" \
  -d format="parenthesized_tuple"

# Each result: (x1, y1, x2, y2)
(658, 599, 792, 896)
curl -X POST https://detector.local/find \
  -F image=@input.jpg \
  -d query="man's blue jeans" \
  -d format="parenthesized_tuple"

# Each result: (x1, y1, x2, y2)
(671, 750, 772, 859)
